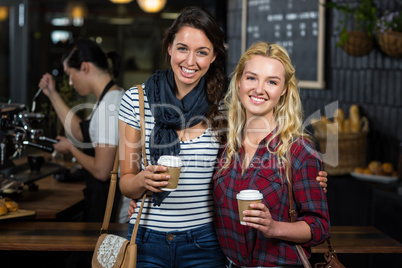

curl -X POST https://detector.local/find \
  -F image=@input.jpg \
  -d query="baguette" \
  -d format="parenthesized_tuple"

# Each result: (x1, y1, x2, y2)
(349, 105, 361, 133)
(343, 118, 351, 133)
(334, 108, 345, 133)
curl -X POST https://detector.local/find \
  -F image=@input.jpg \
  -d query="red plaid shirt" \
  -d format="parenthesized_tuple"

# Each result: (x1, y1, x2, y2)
(213, 133, 330, 267)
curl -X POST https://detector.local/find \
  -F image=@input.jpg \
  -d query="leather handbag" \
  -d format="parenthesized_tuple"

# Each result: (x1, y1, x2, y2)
(92, 84, 148, 268)
(286, 165, 345, 268)
(313, 239, 345, 268)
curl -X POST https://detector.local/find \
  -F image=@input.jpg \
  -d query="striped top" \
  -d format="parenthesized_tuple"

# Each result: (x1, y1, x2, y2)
(119, 84, 220, 231)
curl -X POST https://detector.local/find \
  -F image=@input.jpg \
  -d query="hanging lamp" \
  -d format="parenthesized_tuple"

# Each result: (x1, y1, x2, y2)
(137, 0, 166, 13)
(109, 0, 133, 4)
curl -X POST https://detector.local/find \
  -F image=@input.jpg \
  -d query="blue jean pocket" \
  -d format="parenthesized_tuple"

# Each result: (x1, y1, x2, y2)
(194, 230, 221, 250)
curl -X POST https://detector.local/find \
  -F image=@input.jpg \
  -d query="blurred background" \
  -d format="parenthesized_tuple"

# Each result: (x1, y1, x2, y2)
(0, 0, 227, 105)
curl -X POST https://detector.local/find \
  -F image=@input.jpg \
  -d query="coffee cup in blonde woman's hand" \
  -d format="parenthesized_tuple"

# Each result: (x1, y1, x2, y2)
(237, 190, 263, 225)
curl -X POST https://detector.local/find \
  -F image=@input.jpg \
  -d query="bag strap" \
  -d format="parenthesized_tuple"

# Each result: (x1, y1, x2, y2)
(100, 146, 120, 233)
(287, 155, 342, 268)
(137, 84, 147, 167)
(286, 153, 313, 268)
(129, 84, 147, 244)
(287, 158, 338, 268)
(100, 84, 147, 237)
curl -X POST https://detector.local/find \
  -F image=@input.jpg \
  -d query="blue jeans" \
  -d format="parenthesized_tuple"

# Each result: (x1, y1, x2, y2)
(127, 223, 226, 268)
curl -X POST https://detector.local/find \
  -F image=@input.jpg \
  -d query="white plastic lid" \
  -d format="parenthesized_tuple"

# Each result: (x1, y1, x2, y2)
(157, 155, 183, 167)
(236, 189, 263, 200)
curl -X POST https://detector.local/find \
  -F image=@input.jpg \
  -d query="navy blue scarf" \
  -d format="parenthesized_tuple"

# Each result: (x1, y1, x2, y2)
(144, 69, 210, 205)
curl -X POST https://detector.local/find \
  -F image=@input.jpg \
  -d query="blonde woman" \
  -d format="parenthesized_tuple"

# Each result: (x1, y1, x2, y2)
(213, 42, 330, 267)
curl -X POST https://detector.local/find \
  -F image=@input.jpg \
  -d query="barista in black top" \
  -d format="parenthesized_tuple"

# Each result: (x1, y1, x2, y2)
(38, 38, 123, 222)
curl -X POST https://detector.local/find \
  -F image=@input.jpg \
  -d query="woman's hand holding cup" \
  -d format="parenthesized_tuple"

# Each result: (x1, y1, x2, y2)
(157, 156, 182, 191)
(143, 164, 170, 192)
(243, 202, 277, 238)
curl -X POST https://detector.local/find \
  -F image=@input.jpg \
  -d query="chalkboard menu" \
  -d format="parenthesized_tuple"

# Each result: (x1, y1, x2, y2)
(241, 0, 325, 89)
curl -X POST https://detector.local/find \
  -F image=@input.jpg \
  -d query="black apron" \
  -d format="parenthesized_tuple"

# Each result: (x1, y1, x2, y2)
(79, 80, 121, 222)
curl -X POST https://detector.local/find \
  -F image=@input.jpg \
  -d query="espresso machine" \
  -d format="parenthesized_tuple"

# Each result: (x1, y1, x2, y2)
(0, 103, 45, 168)
(0, 102, 64, 191)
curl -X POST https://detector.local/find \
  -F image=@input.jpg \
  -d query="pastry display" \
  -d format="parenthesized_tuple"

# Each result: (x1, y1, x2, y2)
(310, 104, 369, 176)
(354, 161, 397, 177)
(0, 197, 20, 216)
(311, 104, 366, 135)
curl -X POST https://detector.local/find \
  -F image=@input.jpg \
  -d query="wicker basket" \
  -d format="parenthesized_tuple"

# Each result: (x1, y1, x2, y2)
(315, 117, 369, 176)
(377, 30, 402, 58)
(341, 31, 374, 57)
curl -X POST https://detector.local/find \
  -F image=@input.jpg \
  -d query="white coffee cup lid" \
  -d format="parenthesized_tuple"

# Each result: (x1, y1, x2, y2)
(157, 155, 183, 167)
(236, 189, 263, 200)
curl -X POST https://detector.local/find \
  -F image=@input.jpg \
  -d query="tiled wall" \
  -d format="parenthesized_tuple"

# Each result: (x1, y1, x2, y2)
(227, 0, 402, 167)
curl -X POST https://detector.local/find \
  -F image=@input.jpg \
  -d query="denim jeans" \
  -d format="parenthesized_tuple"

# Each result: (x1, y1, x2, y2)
(127, 223, 226, 268)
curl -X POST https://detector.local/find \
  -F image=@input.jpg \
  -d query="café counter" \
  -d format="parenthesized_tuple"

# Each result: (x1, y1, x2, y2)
(0, 223, 401, 253)
(9, 175, 86, 220)
(1, 153, 86, 221)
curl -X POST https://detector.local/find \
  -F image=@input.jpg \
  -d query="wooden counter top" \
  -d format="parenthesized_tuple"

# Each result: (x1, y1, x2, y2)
(0, 223, 401, 254)
(5, 153, 86, 220)
(14, 175, 85, 220)
(0, 221, 127, 251)
(312, 226, 402, 253)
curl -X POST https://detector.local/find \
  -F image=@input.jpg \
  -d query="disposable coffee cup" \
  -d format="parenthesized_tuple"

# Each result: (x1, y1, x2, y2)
(157, 155, 182, 191)
(236, 190, 263, 225)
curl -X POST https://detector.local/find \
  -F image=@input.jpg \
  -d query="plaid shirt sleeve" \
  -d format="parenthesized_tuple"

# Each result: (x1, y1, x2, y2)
(290, 138, 330, 247)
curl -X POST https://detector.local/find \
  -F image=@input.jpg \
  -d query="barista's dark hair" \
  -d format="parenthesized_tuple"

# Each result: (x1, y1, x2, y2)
(162, 6, 227, 139)
(61, 38, 121, 78)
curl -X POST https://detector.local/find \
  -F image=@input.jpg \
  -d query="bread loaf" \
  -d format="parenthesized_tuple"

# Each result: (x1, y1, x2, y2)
(334, 108, 345, 121)
(349, 105, 361, 133)
(343, 118, 351, 133)
(354, 167, 364, 174)
(368, 161, 382, 174)
(381, 162, 394, 176)
(311, 118, 326, 135)
(0, 202, 7, 216)
(322, 116, 337, 134)
(2, 198, 19, 212)
(310, 104, 365, 135)
(334, 108, 345, 133)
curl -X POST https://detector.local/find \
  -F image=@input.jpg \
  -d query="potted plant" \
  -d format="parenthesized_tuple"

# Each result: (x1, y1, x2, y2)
(376, 11, 402, 57)
(325, 0, 377, 56)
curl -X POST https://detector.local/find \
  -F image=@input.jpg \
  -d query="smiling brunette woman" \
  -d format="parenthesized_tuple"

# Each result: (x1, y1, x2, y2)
(118, 6, 228, 268)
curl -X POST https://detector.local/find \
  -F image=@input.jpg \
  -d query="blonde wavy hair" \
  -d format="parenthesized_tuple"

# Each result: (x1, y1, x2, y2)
(222, 41, 311, 174)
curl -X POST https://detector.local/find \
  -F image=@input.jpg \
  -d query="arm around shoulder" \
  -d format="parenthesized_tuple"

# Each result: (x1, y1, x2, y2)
(291, 140, 330, 247)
